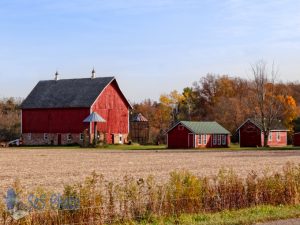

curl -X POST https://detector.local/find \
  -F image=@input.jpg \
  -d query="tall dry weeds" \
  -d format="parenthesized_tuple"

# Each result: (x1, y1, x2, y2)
(2, 162, 300, 224)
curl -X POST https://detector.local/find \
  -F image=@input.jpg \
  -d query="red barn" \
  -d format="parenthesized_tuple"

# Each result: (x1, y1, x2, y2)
(294, 133, 300, 146)
(167, 121, 230, 149)
(20, 74, 132, 145)
(236, 118, 288, 147)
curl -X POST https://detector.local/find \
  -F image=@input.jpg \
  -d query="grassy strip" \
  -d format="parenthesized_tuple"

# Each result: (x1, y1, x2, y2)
(15, 145, 300, 151)
(97, 144, 166, 150)
(133, 205, 300, 225)
(17, 144, 166, 150)
(97, 144, 300, 151)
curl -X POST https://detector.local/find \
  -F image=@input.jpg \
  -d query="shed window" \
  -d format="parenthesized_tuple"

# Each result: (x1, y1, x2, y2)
(80, 133, 84, 140)
(218, 134, 221, 145)
(198, 135, 202, 145)
(44, 133, 48, 140)
(213, 135, 217, 145)
(276, 132, 280, 141)
(67, 134, 72, 141)
(222, 135, 226, 145)
(268, 133, 272, 141)
(203, 135, 207, 145)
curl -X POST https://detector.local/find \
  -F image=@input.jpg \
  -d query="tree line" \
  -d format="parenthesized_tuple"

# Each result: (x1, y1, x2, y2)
(0, 98, 21, 141)
(0, 61, 299, 145)
(132, 61, 300, 145)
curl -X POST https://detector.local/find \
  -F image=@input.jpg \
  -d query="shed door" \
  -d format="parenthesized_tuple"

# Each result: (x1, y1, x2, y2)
(188, 133, 194, 148)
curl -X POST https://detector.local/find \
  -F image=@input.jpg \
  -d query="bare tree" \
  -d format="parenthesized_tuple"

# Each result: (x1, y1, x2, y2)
(250, 60, 285, 147)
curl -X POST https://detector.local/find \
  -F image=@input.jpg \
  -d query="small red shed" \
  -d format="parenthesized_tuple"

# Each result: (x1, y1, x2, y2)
(294, 133, 300, 146)
(167, 121, 230, 149)
(20, 72, 132, 145)
(236, 118, 288, 147)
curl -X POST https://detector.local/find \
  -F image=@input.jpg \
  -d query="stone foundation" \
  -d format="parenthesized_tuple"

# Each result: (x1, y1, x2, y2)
(22, 133, 129, 146)
(22, 133, 84, 146)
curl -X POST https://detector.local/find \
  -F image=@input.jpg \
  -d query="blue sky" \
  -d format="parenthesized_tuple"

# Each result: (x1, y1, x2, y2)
(0, 0, 299, 102)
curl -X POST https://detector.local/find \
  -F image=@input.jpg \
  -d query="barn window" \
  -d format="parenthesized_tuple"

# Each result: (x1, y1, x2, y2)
(213, 135, 217, 145)
(67, 134, 72, 141)
(178, 125, 184, 130)
(28, 133, 31, 140)
(203, 135, 207, 145)
(44, 133, 48, 140)
(80, 133, 84, 140)
(218, 135, 221, 145)
(198, 135, 202, 144)
(222, 135, 226, 145)
(276, 132, 280, 141)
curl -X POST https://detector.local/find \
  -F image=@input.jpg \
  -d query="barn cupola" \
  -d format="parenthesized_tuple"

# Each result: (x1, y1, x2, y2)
(54, 71, 59, 81)
(91, 68, 96, 79)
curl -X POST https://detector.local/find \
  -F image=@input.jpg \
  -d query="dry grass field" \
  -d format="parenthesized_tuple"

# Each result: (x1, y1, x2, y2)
(1, 148, 300, 194)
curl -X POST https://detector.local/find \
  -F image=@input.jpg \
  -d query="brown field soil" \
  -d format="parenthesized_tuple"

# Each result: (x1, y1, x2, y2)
(1, 148, 300, 194)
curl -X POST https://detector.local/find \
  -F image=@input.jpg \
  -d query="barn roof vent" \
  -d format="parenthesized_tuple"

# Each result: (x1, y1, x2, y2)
(91, 68, 96, 79)
(54, 71, 59, 81)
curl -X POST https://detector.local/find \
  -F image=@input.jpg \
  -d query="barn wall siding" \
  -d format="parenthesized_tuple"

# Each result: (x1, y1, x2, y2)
(22, 108, 90, 133)
(91, 80, 129, 144)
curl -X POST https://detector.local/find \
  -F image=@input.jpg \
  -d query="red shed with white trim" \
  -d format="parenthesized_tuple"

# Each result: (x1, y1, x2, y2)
(167, 121, 230, 149)
(236, 118, 288, 147)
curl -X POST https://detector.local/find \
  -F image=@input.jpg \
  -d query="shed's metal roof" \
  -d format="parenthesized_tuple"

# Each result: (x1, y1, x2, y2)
(21, 77, 123, 109)
(236, 118, 288, 132)
(179, 121, 230, 134)
(248, 118, 287, 130)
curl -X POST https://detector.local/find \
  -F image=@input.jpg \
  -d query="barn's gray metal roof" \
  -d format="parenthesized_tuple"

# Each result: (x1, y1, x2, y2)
(21, 77, 115, 109)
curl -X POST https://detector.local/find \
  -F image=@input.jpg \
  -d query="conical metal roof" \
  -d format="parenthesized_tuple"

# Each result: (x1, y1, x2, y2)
(132, 113, 148, 122)
(83, 112, 106, 122)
